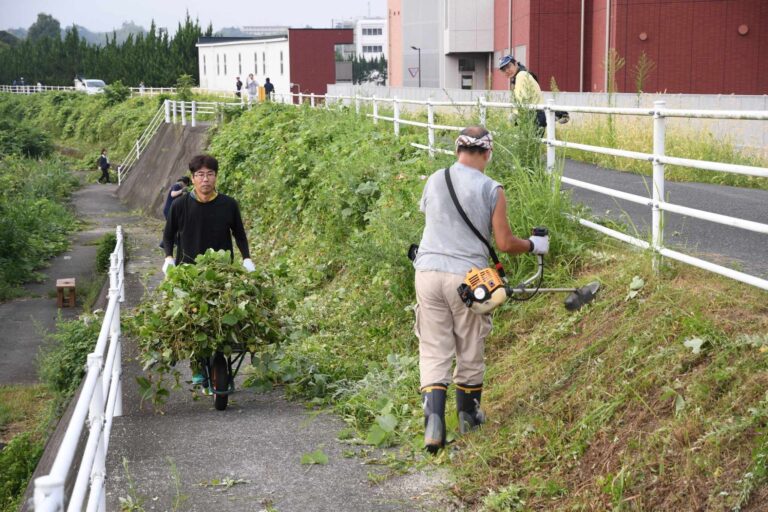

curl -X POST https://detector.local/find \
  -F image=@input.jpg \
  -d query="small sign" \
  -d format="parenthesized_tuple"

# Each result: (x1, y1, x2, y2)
(408, 67, 419, 77)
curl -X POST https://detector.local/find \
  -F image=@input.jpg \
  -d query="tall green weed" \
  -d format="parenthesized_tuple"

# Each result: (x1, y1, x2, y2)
(207, 103, 592, 443)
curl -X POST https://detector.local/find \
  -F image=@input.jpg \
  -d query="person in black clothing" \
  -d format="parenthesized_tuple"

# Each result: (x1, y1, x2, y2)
(264, 78, 274, 101)
(161, 154, 255, 392)
(163, 176, 191, 219)
(162, 154, 255, 271)
(97, 149, 111, 184)
(235, 76, 243, 98)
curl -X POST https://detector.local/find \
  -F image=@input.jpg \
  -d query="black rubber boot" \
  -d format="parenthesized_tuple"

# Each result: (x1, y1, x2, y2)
(422, 384, 448, 454)
(456, 384, 485, 434)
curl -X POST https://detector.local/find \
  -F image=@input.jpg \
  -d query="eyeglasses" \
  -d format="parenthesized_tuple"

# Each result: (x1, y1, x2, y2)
(193, 172, 216, 180)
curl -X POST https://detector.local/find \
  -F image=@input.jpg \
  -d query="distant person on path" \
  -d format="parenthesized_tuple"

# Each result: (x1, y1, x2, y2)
(163, 176, 191, 219)
(246, 74, 259, 105)
(264, 78, 274, 101)
(162, 154, 255, 391)
(139, 81, 146, 95)
(97, 148, 111, 184)
(235, 76, 243, 98)
(412, 126, 549, 453)
(498, 55, 569, 129)
(159, 176, 191, 249)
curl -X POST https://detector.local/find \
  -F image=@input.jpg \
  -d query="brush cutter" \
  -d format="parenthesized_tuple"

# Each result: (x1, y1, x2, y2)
(457, 227, 601, 313)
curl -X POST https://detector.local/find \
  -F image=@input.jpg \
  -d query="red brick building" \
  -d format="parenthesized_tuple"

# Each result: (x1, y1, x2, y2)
(492, 0, 768, 94)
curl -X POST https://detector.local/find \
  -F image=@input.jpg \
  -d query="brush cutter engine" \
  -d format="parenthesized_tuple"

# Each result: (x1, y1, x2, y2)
(458, 266, 507, 314)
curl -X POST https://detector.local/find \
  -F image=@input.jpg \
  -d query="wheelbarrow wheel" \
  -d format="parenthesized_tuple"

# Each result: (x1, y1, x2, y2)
(211, 352, 229, 411)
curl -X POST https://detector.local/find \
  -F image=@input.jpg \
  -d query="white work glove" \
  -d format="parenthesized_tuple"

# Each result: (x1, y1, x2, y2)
(161, 256, 175, 276)
(242, 258, 256, 272)
(528, 235, 549, 255)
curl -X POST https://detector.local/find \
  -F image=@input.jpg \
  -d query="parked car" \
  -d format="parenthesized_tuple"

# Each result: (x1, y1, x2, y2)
(74, 77, 106, 95)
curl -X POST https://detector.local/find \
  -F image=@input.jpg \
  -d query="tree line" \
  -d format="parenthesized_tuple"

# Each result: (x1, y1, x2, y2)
(0, 13, 212, 87)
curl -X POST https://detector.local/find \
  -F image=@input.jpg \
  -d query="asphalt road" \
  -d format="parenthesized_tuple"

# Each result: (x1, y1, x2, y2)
(562, 160, 768, 279)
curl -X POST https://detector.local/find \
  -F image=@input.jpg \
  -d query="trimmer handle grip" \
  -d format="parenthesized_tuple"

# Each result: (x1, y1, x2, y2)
(532, 226, 548, 237)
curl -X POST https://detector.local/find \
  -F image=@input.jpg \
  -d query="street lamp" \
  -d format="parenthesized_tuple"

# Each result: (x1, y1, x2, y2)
(410, 46, 421, 88)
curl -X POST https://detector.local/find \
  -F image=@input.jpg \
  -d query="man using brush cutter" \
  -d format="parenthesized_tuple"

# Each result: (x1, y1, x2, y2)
(412, 126, 549, 453)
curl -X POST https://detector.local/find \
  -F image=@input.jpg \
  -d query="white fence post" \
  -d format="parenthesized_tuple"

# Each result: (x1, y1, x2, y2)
(191, 101, 197, 127)
(180, 100, 186, 126)
(298, 92, 303, 105)
(34, 475, 64, 510)
(172, 100, 177, 124)
(310, 93, 315, 108)
(87, 354, 107, 512)
(164, 99, 171, 123)
(479, 96, 487, 126)
(355, 94, 360, 115)
(393, 96, 400, 136)
(545, 99, 557, 174)
(373, 95, 378, 125)
(427, 97, 435, 158)
(135, 140, 140, 161)
(652, 100, 666, 265)
(325, 94, 330, 110)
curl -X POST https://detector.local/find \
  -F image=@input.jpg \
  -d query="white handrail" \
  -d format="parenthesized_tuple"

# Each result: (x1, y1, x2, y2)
(34, 226, 125, 512)
(292, 91, 768, 291)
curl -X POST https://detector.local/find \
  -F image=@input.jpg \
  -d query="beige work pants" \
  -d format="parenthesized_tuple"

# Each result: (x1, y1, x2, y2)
(414, 270, 492, 388)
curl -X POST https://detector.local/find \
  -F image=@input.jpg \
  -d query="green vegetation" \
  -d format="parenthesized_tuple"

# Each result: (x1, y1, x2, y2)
(0, 14, 211, 87)
(131, 250, 282, 406)
(0, 91, 159, 165)
(200, 102, 767, 508)
(0, 119, 53, 158)
(0, 157, 78, 299)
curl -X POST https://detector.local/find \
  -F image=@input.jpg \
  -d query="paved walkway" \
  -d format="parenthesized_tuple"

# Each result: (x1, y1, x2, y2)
(562, 160, 768, 279)
(0, 179, 141, 385)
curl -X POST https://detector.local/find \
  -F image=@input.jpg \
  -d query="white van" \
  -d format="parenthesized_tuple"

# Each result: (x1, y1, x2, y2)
(74, 77, 106, 95)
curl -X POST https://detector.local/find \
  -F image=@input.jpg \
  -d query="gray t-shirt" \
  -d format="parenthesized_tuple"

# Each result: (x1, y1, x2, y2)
(414, 163, 502, 275)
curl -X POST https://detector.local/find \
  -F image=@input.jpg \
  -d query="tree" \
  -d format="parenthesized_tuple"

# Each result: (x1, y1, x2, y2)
(28, 13, 61, 42)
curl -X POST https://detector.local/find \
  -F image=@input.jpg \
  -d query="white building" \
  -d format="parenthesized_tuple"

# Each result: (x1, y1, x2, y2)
(355, 18, 388, 61)
(196, 36, 290, 96)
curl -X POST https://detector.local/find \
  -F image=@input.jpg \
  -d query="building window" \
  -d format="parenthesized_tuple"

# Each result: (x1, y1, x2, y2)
(224, 54, 227, 75)
(280, 51, 284, 75)
(216, 54, 220, 75)
(238, 53, 242, 75)
(461, 75, 473, 90)
(262, 52, 266, 75)
(363, 45, 383, 53)
(458, 59, 475, 72)
(203, 55, 206, 75)
(254, 52, 258, 74)
(362, 28, 383, 36)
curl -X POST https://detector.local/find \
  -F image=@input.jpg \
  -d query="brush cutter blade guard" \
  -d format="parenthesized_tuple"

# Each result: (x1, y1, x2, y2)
(564, 281, 601, 311)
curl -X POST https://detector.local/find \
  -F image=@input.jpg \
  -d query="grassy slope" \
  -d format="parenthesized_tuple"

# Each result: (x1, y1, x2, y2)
(204, 104, 768, 510)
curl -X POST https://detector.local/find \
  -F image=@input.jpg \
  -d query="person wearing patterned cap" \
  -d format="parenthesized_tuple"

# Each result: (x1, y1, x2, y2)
(412, 125, 549, 453)
(498, 55, 569, 128)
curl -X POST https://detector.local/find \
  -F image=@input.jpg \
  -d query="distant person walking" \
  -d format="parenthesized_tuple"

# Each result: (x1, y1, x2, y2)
(246, 74, 259, 105)
(163, 176, 191, 219)
(97, 149, 111, 184)
(264, 78, 274, 101)
(235, 77, 243, 98)
(139, 81, 146, 95)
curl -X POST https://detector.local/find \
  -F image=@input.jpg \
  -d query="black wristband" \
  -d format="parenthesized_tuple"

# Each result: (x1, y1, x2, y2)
(528, 239, 534, 252)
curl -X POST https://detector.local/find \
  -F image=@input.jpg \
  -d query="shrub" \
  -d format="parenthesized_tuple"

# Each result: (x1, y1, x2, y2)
(175, 74, 195, 102)
(102, 80, 131, 107)
(0, 119, 53, 158)
(0, 433, 44, 512)
(94, 232, 117, 274)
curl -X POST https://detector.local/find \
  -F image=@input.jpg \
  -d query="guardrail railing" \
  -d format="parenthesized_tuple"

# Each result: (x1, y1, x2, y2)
(33, 226, 125, 512)
(274, 91, 768, 292)
(0, 85, 76, 93)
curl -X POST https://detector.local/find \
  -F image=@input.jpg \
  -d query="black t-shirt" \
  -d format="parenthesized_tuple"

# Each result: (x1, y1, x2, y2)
(163, 193, 250, 264)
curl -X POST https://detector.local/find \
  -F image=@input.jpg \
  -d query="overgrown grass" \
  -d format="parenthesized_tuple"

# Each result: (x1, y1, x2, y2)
(557, 116, 768, 189)
(203, 102, 768, 509)
(0, 157, 79, 299)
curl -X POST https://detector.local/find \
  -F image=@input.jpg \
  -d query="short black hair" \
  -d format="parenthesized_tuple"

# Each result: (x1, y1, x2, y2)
(188, 154, 219, 173)
(456, 125, 492, 155)
(178, 176, 191, 186)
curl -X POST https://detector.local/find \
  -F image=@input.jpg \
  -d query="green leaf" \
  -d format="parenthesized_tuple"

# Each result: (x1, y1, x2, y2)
(376, 413, 398, 433)
(365, 425, 388, 446)
(300, 448, 329, 465)
(221, 313, 239, 326)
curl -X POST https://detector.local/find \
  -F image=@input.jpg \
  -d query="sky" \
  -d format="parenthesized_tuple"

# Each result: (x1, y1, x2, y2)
(0, 0, 386, 33)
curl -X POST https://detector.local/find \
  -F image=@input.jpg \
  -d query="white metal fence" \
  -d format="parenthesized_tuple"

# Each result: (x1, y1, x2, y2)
(33, 226, 125, 512)
(274, 91, 768, 292)
(0, 84, 76, 93)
